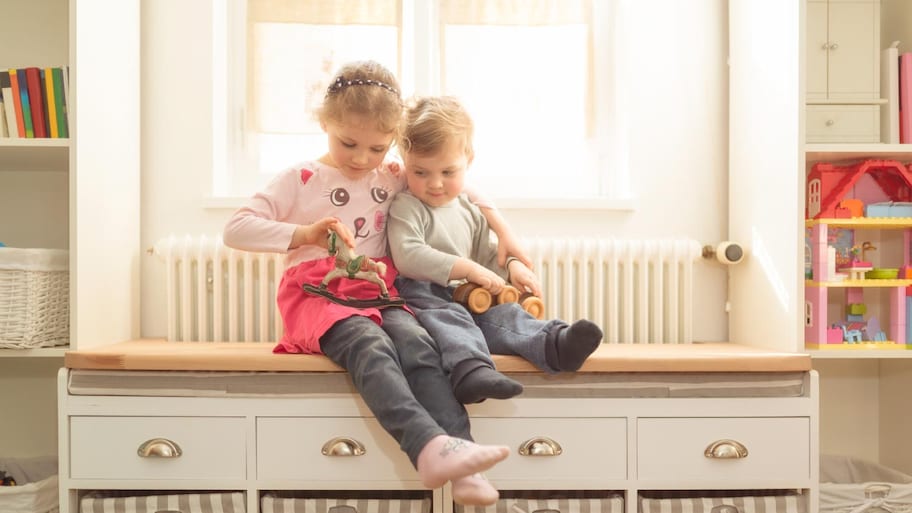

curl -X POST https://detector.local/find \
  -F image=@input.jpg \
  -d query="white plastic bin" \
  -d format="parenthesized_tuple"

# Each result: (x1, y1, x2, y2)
(79, 491, 245, 513)
(0, 456, 59, 513)
(821, 454, 912, 513)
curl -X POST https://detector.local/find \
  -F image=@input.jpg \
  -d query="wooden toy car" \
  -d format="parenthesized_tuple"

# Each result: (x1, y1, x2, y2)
(453, 283, 545, 319)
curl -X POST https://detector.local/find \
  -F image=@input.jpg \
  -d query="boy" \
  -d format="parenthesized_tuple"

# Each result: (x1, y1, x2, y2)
(388, 96, 603, 404)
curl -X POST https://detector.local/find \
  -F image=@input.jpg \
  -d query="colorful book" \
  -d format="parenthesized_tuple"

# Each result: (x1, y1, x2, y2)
(52, 67, 68, 138)
(0, 71, 17, 138)
(8, 69, 25, 137)
(900, 52, 912, 143)
(25, 67, 48, 138)
(0, 98, 7, 137)
(44, 68, 58, 137)
(16, 69, 33, 138)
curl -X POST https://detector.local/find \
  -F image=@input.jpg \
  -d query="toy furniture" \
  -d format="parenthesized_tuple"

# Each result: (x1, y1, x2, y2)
(58, 340, 817, 513)
(805, 159, 912, 349)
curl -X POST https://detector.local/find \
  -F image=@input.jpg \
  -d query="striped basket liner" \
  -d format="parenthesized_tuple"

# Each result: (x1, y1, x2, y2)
(260, 492, 431, 513)
(79, 491, 245, 513)
(638, 490, 807, 513)
(455, 491, 625, 513)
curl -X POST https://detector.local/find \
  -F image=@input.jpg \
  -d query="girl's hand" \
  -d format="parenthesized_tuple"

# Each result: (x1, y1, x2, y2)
(496, 231, 534, 270)
(383, 161, 402, 177)
(508, 260, 542, 297)
(291, 218, 355, 250)
(467, 265, 506, 295)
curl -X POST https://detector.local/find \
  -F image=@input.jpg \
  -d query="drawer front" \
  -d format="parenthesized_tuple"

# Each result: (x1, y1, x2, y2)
(70, 416, 247, 480)
(257, 417, 419, 481)
(807, 104, 880, 143)
(471, 418, 627, 481)
(637, 417, 809, 482)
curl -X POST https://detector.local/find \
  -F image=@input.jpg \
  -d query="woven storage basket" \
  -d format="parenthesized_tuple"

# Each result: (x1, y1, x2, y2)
(0, 247, 69, 349)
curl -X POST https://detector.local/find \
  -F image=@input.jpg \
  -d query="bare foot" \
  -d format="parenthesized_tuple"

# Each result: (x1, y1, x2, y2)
(452, 473, 499, 506)
(416, 436, 509, 488)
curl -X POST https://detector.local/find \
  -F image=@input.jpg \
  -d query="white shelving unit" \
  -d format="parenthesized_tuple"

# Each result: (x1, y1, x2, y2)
(0, 0, 140, 458)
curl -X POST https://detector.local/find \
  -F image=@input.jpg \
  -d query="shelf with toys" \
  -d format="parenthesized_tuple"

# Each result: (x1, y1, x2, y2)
(804, 158, 912, 354)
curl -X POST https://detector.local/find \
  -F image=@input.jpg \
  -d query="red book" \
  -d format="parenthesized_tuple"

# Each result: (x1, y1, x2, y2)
(24, 67, 47, 138)
(900, 53, 912, 143)
(8, 68, 24, 137)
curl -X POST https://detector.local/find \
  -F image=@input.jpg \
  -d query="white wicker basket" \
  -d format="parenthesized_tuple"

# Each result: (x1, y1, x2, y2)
(0, 247, 69, 349)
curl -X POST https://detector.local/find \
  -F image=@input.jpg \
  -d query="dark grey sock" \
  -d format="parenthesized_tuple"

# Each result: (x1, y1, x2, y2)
(552, 319, 603, 371)
(453, 366, 524, 404)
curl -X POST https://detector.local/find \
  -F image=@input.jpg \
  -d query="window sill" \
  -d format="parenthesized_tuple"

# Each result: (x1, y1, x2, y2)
(204, 195, 636, 211)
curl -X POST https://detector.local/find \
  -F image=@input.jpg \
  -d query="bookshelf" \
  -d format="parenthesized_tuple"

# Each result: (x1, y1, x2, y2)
(0, 0, 140, 458)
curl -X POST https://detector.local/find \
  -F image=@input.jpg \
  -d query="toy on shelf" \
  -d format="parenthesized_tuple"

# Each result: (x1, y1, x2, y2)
(302, 230, 405, 309)
(453, 282, 545, 319)
(804, 158, 912, 350)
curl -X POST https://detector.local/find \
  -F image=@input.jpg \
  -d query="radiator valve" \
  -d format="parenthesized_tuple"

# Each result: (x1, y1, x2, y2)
(702, 241, 745, 265)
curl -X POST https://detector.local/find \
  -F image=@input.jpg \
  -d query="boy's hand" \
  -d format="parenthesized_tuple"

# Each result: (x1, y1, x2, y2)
(508, 260, 542, 297)
(467, 265, 507, 294)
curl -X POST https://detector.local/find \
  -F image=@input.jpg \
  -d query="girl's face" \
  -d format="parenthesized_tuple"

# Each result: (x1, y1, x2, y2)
(321, 114, 394, 179)
(403, 137, 471, 208)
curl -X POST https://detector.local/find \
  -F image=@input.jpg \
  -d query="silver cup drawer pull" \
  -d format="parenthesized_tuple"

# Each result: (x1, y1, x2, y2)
(137, 438, 183, 458)
(703, 439, 748, 459)
(518, 437, 563, 456)
(322, 437, 366, 456)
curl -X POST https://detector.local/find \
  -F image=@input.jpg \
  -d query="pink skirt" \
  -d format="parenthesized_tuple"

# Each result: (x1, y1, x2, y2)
(273, 255, 401, 354)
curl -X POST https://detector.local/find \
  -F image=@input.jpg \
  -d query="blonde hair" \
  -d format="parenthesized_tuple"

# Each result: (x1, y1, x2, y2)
(398, 96, 474, 158)
(315, 60, 402, 134)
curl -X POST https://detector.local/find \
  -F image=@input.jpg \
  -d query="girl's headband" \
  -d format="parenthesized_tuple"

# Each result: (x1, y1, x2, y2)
(326, 76, 400, 97)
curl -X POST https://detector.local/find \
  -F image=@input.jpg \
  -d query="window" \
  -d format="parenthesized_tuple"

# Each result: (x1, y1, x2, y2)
(213, 0, 631, 205)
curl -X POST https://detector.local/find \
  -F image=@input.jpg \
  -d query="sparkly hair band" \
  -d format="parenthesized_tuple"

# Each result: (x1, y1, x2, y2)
(326, 76, 400, 97)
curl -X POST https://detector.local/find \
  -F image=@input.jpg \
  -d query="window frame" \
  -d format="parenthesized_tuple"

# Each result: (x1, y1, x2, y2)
(208, 0, 634, 210)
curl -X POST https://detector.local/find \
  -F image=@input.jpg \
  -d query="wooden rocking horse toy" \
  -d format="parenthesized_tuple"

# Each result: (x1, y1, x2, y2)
(302, 230, 405, 308)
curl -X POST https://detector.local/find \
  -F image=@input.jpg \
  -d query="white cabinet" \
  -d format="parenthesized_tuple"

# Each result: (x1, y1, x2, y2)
(806, 0, 880, 101)
(806, 0, 881, 143)
(0, 0, 140, 458)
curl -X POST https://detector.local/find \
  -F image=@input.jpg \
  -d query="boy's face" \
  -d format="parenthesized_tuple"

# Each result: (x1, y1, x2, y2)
(403, 138, 471, 208)
(321, 114, 393, 180)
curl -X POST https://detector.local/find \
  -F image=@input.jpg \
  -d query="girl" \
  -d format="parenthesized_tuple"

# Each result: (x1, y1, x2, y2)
(223, 61, 521, 505)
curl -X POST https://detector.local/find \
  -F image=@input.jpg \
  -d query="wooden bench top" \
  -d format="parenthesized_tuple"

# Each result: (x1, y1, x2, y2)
(64, 339, 811, 373)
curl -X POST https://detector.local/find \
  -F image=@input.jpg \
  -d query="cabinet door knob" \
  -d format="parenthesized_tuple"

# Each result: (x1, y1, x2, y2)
(518, 436, 563, 456)
(137, 438, 183, 458)
(825, 119, 835, 127)
(829, 42, 838, 50)
(321, 437, 366, 456)
(704, 439, 748, 459)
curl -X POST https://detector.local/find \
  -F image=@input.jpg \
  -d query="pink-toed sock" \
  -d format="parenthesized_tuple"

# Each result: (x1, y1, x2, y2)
(416, 435, 509, 489)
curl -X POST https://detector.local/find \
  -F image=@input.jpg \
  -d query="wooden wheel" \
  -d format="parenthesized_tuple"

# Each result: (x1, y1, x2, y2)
(519, 293, 545, 319)
(496, 285, 522, 304)
(453, 283, 492, 313)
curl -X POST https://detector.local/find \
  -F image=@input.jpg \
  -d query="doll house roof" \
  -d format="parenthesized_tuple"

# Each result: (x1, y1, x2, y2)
(808, 159, 912, 219)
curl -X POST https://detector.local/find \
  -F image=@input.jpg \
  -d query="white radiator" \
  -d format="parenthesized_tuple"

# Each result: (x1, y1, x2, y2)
(155, 235, 701, 344)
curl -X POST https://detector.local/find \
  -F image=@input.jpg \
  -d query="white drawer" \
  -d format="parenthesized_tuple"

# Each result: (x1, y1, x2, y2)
(70, 416, 247, 480)
(471, 418, 627, 481)
(807, 104, 880, 143)
(637, 417, 809, 482)
(257, 417, 419, 482)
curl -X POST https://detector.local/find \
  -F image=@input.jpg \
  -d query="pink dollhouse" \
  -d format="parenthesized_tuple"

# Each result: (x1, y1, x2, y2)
(805, 159, 912, 349)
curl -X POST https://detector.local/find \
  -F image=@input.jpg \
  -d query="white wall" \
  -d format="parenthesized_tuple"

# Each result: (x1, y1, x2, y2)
(139, 0, 731, 341)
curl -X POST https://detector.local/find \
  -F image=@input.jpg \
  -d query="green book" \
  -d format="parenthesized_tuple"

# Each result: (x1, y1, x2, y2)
(51, 67, 68, 138)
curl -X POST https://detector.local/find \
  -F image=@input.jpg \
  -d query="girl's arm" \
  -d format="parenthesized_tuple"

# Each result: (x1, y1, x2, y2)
(463, 186, 533, 269)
